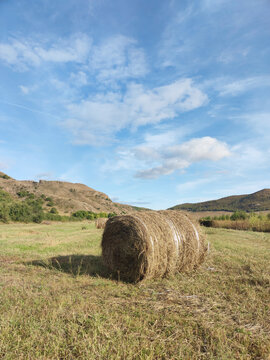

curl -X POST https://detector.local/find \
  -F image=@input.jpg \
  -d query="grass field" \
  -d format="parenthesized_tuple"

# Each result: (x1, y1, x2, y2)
(0, 222, 269, 359)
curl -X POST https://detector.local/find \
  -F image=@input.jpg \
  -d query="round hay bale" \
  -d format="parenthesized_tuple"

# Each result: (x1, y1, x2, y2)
(102, 210, 206, 282)
(95, 217, 108, 229)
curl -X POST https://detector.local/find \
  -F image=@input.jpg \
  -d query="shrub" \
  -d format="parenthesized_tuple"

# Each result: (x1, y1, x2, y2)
(0, 174, 11, 180)
(50, 207, 58, 214)
(230, 211, 248, 221)
(17, 190, 30, 198)
(199, 219, 213, 227)
(0, 204, 9, 222)
(72, 210, 108, 220)
(108, 212, 117, 218)
(0, 189, 12, 202)
(33, 213, 44, 223)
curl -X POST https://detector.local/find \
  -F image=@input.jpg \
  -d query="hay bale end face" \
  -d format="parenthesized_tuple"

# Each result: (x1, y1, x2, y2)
(102, 210, 206, 282)
(95, 217, 108, 229)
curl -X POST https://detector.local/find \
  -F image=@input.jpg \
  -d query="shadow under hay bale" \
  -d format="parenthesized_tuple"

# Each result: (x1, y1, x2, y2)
(26, 255, 110, 278)
(102, 210, 207, 283)
(95, 217, 108, 229)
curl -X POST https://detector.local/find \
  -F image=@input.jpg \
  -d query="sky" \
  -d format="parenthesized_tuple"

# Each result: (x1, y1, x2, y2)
(0, 0, 270, 209)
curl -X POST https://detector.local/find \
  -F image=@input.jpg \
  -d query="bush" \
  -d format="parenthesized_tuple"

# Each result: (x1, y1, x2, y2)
(17, 190, 30, 198)
(50, 207, 58, 214)
(72, 210, 108, 220)
(108, 212, 117, 218)
(0, 204, 9, 222)
(230, 211, 247, 221)
(199, 219, 213, 227)
(0, 189, 12, 202)
(33, 214, 44, 223)
(0, 174, 11, 180)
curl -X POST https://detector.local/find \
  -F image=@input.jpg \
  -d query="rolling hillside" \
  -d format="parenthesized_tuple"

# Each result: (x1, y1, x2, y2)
(0, 171, 134, 215)
(169, 189, 270, 212)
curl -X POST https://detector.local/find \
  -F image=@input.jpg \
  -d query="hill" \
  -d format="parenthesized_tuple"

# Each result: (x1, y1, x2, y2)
(0, 171, 135, 215)
(169, 189, 270, 212)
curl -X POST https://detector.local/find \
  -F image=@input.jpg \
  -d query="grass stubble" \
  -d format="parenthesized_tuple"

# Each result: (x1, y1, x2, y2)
(0, 222, 269, 359)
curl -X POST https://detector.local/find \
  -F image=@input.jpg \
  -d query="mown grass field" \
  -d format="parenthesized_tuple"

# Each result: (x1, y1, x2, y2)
(0, 222, 269, 359)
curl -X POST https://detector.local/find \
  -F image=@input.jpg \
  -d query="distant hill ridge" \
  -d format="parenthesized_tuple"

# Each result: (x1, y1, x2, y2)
(0, 171, 136, 215)
(169, 189, 270, 212)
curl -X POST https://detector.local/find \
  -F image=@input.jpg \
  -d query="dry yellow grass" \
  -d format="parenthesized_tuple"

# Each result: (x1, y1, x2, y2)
(0, 222, 269, 359)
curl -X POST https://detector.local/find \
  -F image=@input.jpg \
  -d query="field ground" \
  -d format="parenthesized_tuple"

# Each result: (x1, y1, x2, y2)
(0, 222, 269, 359)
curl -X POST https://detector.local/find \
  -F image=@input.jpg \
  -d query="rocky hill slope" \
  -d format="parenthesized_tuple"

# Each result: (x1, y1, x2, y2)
(0, 172, 134, 215)
(169, 189, 270, 212)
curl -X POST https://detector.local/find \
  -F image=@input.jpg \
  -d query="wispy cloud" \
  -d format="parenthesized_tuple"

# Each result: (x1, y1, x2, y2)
(0, 34, 148, 86)
(0, 99, 59, 119)
(89, 35, 148, 83)
(63, 78, 207, 145)
(230, 112, 270, 139)
(70, 71, 88, 87)
(19, 85, 30, 94)
(35, 172, 54, 180)
(218, 76, 270, 96)
(0, 34, 91, 70)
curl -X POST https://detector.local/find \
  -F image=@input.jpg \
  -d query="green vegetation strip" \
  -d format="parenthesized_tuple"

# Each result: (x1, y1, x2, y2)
(0, 188, 116, 223)
(0, 222, 269, 359)
(200, 211, 270, 232)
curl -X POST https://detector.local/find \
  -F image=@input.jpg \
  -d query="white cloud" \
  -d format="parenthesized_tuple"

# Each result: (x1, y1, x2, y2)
(35, 172, 54, 180)
(218, 76, 270, 96)
(135, 160, 188, 179)
(135, 136, 231, 179)
(19, 85, 30, 94)
(19, 84, 39, 95)
(202, 75, 270, 97)
(0, 34, 147, 85)
(70, 71, 88, 86)
(0, 43, 20, 65)
(90, 35, 148, 82)
(64, 78, 208, 145)
(168, 137, 231, 162)
(37, 35, 90, 63)
(0, 34, 91, 69)
(218, 48, 250, 64)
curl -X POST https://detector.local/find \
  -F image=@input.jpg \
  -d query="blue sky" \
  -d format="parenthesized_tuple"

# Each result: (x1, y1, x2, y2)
(0, 0, 270, 209)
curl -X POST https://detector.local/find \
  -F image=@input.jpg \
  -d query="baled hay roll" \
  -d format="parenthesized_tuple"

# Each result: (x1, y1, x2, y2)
(102, 210, 206, 282)
(95, 217, 108, 229)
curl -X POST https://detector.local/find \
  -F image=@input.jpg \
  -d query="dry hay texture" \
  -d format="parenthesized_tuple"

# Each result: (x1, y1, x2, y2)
(95, 217, 108, 229)
(102, 210, 206, 282)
